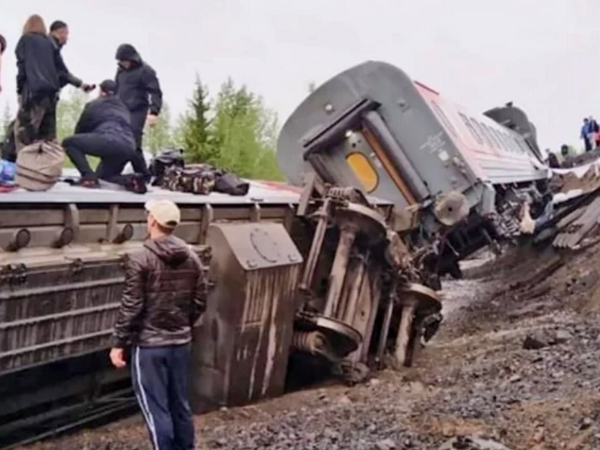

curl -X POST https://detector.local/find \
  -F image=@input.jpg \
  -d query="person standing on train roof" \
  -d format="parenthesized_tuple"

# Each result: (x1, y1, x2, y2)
(0, 33, 6, 95)
(14, 14, 69, 148)
(114, 43, 162, 182)
(110, 199, 209, 450)
(48, 20, 94, 94)
(581, 118, 593, 152)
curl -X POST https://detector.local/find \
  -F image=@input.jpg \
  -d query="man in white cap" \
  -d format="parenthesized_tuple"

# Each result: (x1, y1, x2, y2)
(110, 199, 208, 450)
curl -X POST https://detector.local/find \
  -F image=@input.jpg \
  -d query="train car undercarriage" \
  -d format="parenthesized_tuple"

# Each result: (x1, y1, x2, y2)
(0, 177, 441, 449)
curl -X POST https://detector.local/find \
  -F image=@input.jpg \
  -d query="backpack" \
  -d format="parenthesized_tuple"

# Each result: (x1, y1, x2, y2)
(160, 164, 216, 195)
(214, 172, 250, 196)
(149, 148, 185, 186)
(15, 140, 65, 191)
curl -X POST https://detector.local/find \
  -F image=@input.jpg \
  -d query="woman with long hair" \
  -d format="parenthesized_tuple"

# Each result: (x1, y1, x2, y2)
(14, 14, 67, 148)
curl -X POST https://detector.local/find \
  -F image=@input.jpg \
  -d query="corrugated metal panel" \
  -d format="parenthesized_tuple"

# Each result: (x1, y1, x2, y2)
(190, 222, 303, 413)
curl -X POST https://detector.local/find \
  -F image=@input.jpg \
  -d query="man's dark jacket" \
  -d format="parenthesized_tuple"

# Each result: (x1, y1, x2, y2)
(49, 34, 82, 89)
(114, 44, 162, 115)
(15, 32, 68, 98)
(74, 95, 136, 147)
(113, 235, 208, 348)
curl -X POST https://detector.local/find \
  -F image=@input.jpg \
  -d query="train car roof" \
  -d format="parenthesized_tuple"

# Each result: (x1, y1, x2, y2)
(0, 168, 390, 206)
(0, 180, 300, 206)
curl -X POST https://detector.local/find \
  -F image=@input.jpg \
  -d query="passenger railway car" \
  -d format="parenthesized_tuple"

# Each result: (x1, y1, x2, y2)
(277, 61, 550, 276)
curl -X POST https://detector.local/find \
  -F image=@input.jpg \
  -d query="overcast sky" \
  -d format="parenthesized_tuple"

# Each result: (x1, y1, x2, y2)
(1, 0, 597, 152)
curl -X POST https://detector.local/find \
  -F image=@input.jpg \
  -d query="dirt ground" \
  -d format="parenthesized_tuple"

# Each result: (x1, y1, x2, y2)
(23, 241, 600, 450)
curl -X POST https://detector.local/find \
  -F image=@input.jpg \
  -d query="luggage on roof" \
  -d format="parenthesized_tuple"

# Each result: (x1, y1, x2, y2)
(15, 140, 65, 192)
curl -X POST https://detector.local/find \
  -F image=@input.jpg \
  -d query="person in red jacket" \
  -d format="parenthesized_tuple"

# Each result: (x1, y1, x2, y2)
(0, 33, 6, 95)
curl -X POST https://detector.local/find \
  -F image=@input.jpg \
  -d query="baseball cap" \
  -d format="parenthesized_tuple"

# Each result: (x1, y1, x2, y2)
(99, 79, 117, 94)
(144, 199, 181, 229)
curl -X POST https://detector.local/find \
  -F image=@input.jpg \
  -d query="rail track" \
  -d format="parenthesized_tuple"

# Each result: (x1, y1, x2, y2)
(0, 387, 138, 450)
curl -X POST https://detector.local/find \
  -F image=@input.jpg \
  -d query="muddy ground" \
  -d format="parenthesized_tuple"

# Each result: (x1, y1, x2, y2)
(23, 241, 600, 450)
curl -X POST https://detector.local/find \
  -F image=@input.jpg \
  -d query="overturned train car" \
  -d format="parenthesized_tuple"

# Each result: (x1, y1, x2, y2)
(278, 61, 551, 279)
(0, 178, 441, 447)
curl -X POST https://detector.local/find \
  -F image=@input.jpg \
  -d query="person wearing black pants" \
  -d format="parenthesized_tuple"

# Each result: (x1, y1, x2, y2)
(14, 15, 68, 150)
(63, 80, 146, 192)
(111, 200, 209, 450)
(114, 43, 162, 180)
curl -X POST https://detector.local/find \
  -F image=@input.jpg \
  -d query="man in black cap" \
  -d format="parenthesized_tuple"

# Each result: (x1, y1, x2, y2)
(115, 43, 162, 179)
(48, 20, 94, 93)
(0, 33, 6, 95)
(62, 80, 147, 192)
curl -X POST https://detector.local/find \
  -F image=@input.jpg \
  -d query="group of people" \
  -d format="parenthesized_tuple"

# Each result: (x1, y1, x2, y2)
(580, 116, 600, 152)
(2, 15, 208, 450)
(0, 14, 163, 192)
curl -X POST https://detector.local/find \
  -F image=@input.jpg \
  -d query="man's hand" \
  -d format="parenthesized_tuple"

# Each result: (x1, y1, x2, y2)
(146, 113, 157, 127)
(110, 347, 126, 368)
(80, 83, 95, 93)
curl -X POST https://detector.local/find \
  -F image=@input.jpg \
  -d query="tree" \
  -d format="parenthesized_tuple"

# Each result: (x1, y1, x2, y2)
(209, 78, 283, 180)
(56, 88, 90, 140)
(177, 76, 215, 163)
(144, 103, 174, 155)
(0, 104, 11, 141)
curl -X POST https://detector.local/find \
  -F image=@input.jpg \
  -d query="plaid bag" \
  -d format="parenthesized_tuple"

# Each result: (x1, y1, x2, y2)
(160, 164, 216, 195)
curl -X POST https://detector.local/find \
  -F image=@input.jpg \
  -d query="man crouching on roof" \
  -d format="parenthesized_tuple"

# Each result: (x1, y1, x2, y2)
(110, 199, 209, 450)
(62, 80, 148, 193)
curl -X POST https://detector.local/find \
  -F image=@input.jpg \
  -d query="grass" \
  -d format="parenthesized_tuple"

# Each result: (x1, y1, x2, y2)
(63, 156, 99, 169)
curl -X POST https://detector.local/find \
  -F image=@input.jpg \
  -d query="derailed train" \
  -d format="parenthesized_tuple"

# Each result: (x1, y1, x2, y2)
(0, 177, 442, 447)
(0, 60, 554, 447)
(278, 61, 551, 279)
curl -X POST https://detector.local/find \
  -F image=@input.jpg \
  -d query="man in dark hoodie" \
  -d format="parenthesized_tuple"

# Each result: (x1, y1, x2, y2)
(115, 43, 162, 177)
(110, 199, 208, 450)
(48, 20, 94, 93)
(63, 80, 148, 192)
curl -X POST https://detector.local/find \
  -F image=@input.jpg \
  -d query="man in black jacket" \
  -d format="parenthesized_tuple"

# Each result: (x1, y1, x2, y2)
(115, 43, 162, 173)
(48, 20, 94, 93)
(63, 80, 147, 192)
(15, 14, 67, 147)
(111, 199, 208, 450)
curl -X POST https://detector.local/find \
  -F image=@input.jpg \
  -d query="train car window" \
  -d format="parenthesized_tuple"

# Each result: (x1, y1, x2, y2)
(458, 113, 483, 144)
(482, 124, 503, 150)
(345, 152, 379, 193)
(472, 120, 495, 148)
(429, 101, 458, 137)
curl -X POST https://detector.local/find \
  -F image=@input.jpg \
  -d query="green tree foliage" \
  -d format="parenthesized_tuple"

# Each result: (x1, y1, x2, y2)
(177, 76, 216, 163)
(0, 104, 11, 140)
(56, 88, 89, 141)
(48, 78, 284, 181)
(144, 103, 174, 155)
(179, 77, 284, 180)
